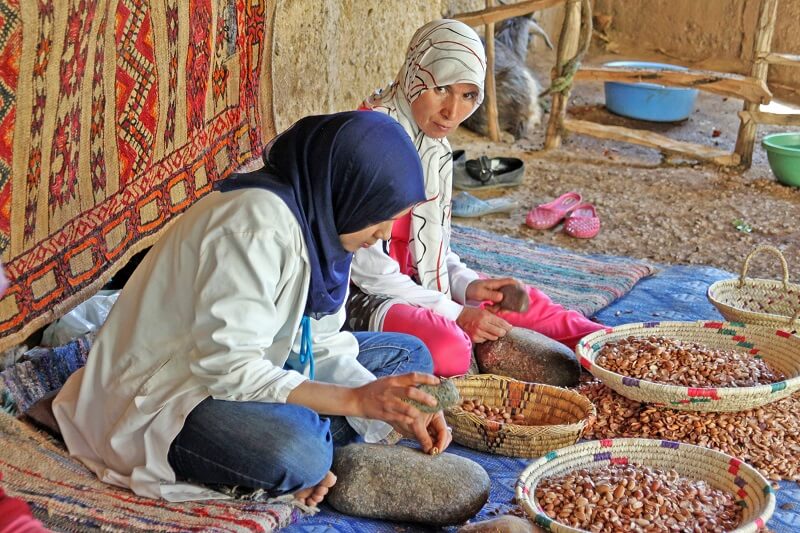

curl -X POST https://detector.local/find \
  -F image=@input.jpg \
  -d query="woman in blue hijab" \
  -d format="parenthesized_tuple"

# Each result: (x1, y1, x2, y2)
(53, 112, 449, 507)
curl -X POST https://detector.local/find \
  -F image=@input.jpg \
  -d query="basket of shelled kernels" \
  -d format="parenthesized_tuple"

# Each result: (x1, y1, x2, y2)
(443, 374, 595, 458)
(516, 438, 775, 533)
(576, 320, 800, 412)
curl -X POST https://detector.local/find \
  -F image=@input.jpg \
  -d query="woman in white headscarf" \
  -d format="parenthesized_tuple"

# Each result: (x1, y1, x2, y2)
(349, 19, 603, 377)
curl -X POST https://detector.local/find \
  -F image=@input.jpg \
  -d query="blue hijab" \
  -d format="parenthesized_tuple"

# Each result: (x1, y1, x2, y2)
(218, 111, 425, 318)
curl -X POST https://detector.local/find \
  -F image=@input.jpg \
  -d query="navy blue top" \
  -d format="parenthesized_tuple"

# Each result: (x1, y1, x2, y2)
(219, 111, 425, 318)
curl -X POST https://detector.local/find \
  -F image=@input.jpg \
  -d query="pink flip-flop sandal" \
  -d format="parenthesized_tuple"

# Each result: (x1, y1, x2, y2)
(525, 192, 582, 230)
(563, 202, 600, 238)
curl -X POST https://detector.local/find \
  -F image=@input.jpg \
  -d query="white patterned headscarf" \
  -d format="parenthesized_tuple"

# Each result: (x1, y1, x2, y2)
(363, 19, 485, 295)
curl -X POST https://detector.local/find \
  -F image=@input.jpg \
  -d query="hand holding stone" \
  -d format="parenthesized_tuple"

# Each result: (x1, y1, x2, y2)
(497, 282, 530, 313)
(356, 372, 438, 428)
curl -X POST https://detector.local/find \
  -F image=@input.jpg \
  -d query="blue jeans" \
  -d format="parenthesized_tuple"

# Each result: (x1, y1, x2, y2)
(167, 332, 432, 495)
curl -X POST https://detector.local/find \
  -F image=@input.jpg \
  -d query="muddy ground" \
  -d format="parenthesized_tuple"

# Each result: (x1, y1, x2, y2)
(450, 51, 800, 282)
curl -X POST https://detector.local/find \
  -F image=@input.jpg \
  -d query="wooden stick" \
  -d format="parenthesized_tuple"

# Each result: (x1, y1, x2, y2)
(455, 0, 565, 27)
(563, 119, 741, 166)
(760, 52, 800, 67)
(484, 0, 500, 142)
(739, 110, 800, 127)
(735, 0, 779, 168)
(575, 67, 772, 104)
(544, 0, 582, 150)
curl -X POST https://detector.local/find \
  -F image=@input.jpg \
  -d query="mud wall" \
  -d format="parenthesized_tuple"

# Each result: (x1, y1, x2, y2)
(270, 0, 564, 131)
(593, 0, 800, 103)
(271, 1, 798, 133)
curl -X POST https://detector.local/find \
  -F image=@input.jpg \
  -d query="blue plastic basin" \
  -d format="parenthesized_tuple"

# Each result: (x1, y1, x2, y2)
(604, 61, 699, 122)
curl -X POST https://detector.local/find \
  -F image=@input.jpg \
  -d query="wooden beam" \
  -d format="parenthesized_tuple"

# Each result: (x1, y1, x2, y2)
(455, 0, 565, 27)
(484, 0, 500, 142)
(563, 118, 741, 166)
(544, 0, 582, 150)
(575, 67, 772, 104)
(739, 110, 800, 127)
(735, 0, 780, 168)
(761, 52, 800, 67)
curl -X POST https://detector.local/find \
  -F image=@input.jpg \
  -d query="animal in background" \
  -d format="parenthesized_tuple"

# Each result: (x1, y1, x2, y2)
(461, 15, 552, 140)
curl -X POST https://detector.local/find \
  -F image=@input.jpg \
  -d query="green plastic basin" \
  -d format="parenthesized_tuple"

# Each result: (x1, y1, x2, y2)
(762, 132, 800, 187)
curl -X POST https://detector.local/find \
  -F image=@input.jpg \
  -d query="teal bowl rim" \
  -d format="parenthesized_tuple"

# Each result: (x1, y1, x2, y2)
(603, 60, 698, 93)
(762, 132, 800, 158)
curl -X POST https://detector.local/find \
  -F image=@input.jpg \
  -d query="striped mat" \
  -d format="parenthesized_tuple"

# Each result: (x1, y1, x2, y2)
(451, 225, 655, 317)
(0, 409, 301, 532)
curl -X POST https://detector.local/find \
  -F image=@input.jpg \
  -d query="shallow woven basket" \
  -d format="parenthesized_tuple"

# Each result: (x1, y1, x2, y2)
(577, 320, 800, 412)
(708, 245, 800, 329)
(444, 374, 596, 458)
(516, 438, 775, 533)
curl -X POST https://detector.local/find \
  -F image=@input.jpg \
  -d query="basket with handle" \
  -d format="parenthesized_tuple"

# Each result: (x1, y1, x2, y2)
(515, 438, 775, 533)
(444, 374, 596, 458)
(576, 320, 800, 412)
(708, 245, 800, 329)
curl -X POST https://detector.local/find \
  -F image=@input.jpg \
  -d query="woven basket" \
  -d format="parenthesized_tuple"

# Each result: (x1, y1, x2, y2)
(516, 438, 775, 533)
(444, 374, 596, 458)
(577, 320, 800, 412)
(708, 245, 800, 328)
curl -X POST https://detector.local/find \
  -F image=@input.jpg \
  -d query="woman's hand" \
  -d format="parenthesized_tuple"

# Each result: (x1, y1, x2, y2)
(354, 373, 452, 454)
(355, 372, 438, 424)
(456, 306, 512, 343)
(392, 409, 453, 455)
(289, 373, 453, 454)
(465, 277, 519, 304)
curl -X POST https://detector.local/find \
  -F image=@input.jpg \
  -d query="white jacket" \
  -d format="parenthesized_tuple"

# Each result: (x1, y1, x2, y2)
(350, 241, 479, 329)
(53, 189, 389, 501)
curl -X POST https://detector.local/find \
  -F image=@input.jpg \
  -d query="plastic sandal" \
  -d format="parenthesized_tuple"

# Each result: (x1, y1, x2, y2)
(451, 191, 518, 218)
(454, 155, 525, 190)
(563, 202, 600, 238)
(525, 191, 582, 230)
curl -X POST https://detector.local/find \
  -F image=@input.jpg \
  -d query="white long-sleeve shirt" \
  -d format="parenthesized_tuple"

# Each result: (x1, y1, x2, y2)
(53, 189, 389, 502)
(350, 240, 479, 329)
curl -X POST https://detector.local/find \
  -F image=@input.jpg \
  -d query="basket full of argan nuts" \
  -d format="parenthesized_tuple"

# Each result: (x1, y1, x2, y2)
(444, 374, 596, 458)
(576, 320, 800, 412)
(516, 438, 775, 533)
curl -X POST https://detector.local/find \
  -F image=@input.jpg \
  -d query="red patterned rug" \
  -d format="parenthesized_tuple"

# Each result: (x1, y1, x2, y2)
(0, 0, 277, 349)
(0, 409, 300, 532)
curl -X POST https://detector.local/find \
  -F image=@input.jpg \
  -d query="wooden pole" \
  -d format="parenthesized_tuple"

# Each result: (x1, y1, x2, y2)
(456, 0, 565, 27)
(734, 0, 780, 168)
(544, 0, 582, 150)
(563, 119, 741, 166)
(739, 110, 800, 127)
(761, 52, 800, 67)
(575, 67, 772, 104)
(484, 0, 500, 142)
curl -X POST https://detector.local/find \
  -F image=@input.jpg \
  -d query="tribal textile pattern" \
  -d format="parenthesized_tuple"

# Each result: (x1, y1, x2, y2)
(0, 0, 276, 349)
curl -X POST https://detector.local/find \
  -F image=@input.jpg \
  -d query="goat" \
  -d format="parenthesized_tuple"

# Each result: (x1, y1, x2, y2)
(462, 15, 552, 140)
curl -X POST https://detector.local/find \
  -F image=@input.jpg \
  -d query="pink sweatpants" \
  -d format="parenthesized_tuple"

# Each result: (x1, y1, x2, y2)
(382, 285, 603, 377)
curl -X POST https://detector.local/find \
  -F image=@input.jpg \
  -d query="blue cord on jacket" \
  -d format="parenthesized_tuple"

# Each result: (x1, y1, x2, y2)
(299, 315, 315, 380)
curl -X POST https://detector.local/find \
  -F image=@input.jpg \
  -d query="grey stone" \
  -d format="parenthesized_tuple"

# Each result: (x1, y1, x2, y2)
(327, 443, 490, 526)
(404, 379, 461, 413)
(474, 327, 581, 387)
(458, 515, 544, 533)
(467, 353, 481, 375)
(498, 283, 530, 313)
